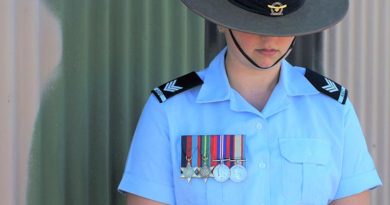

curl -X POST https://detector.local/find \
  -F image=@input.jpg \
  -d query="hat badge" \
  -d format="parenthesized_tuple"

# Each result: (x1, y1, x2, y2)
(267, 2, 288, 16)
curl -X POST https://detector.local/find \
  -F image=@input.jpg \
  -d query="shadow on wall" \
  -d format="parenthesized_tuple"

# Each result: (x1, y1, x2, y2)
(0, 1, 61, 205)
(27, 1, 129, 205)
(27, 0, 205, 205)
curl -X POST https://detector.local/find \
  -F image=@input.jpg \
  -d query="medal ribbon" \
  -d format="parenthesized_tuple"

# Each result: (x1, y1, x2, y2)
(225, 135, 231, 167)
(183, 135, 244, 169)
(233, 135, 244, 165)
(181, 136, 187, 167)
(186, 136, 192, 165)
(219, 135, 228, 164)
(192, 135, 197, 168)
(211, 135, 218, 167)
(202, 135, 210, 166)
(197, 136, 202, 168)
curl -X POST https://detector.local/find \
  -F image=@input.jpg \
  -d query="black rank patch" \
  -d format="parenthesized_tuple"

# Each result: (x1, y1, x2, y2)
(304, 69, 348, 105)
(151, 72, 203, 103)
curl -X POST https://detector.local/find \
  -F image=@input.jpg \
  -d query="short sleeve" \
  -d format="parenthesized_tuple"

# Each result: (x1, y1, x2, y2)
(334, 99, 382, 199)
(118, 95, 175, 204)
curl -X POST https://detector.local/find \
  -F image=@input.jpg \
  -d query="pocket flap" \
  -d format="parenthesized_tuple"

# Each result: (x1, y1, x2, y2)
(279, 138, 331, 165)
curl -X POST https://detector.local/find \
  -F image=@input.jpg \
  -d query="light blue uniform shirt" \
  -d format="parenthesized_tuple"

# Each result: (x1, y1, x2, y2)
(119, 48, 382, 205)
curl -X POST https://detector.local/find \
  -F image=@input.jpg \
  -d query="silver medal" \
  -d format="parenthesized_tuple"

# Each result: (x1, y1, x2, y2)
(213, 164, 230, 182)
(229, 164, 247, 182)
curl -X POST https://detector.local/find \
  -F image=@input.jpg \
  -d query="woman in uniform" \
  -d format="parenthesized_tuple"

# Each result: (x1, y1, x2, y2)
(119, 0, 382, 204)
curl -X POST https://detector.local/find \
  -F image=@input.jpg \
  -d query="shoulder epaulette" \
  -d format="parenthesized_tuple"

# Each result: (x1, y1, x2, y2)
(304, 68, 348, 105)
(151, 72, 204, 103)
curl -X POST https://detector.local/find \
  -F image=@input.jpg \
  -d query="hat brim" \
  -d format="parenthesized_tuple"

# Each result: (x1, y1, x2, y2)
(181, 0, 348, 36)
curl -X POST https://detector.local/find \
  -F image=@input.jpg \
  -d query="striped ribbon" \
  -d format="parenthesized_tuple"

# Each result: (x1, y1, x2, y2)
(181, 135, 244, 170)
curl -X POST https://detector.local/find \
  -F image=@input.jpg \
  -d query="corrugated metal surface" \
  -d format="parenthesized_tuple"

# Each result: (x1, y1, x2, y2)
(0, 0, 62, 205)
(1, 0, 388, 205)
(0, 0, 204, 205)
(323, 0, 390, 204)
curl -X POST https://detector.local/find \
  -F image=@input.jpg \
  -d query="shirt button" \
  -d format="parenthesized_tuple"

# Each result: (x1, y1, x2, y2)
(256, 123, 263, 130)
(258, 162, 267, 169)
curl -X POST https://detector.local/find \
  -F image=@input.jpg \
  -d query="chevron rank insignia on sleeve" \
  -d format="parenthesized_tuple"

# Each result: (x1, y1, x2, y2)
(304, 68, 348, 105)
(151, 72, 204, 103)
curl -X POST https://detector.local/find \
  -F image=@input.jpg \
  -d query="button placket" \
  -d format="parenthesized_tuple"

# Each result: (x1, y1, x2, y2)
(256, 122, 263, 130)
(258, 162, 267, 169)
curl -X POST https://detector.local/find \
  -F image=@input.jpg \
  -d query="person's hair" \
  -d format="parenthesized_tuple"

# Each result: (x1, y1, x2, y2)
(217, 25, 225, 33)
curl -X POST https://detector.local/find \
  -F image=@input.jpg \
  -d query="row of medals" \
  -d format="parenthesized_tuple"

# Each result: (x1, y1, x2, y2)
(182, 158, 247, 183)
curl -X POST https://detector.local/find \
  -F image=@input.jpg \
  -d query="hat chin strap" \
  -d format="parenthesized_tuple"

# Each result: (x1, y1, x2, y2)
(228, 29, 296, 70)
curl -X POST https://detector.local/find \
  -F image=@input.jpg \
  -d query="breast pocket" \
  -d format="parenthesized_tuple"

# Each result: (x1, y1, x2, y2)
(279, 138, 332, 204)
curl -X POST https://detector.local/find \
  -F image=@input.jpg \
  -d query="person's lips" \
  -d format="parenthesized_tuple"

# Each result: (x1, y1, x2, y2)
(256, 48, 279, 56)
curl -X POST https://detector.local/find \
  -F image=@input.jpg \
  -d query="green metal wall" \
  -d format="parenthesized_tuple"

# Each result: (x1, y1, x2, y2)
(27, 1, 204, 205)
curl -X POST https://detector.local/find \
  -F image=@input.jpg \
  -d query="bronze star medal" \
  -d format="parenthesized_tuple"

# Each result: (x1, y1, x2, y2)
(200, 136, 211, 182)
(200, 159, 211, 182)
(183, 157, 195, 183)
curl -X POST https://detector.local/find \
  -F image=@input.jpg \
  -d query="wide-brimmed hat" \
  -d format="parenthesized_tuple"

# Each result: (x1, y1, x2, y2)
(181, 0, 349, 36)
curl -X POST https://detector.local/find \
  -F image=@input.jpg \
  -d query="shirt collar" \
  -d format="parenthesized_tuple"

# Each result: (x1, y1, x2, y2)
(279, 60, 319, 96)
(196, 48, 231, 103)
(260, 61, 319, 118)
(196, 48, 319, 104)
